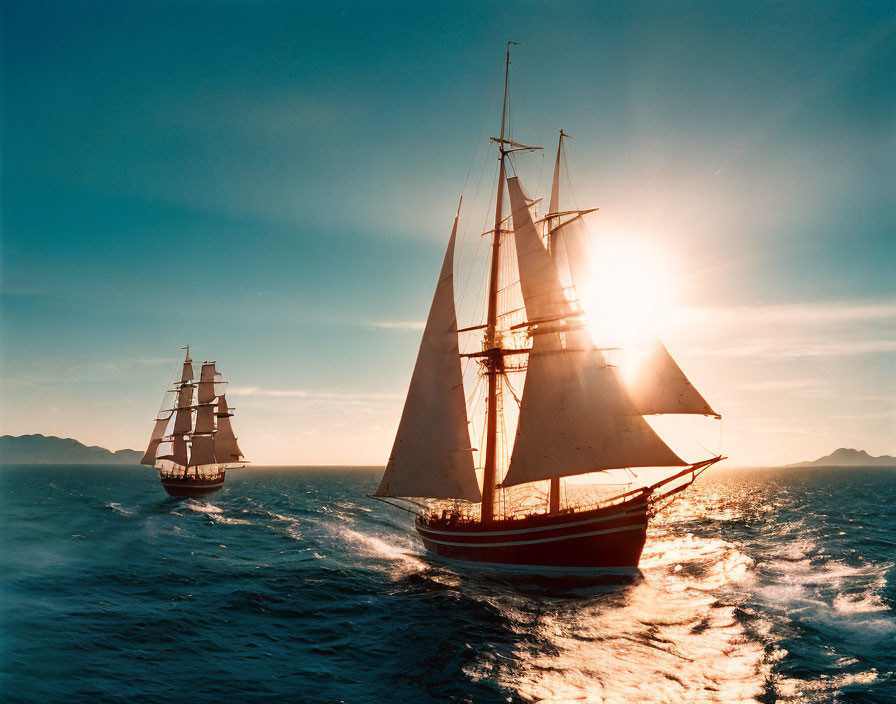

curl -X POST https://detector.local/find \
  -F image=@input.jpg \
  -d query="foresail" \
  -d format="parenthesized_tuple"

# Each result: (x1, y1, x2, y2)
(376, 210, 480, 502)
(626, 341, 718, 416)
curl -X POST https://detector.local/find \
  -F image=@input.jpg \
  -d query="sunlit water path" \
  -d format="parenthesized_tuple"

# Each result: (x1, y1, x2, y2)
(1, 466, 894, 703)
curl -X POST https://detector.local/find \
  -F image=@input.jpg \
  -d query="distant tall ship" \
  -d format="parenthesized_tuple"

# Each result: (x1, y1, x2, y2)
(375, 46, 723, 571)
(142, 347, 246, 496)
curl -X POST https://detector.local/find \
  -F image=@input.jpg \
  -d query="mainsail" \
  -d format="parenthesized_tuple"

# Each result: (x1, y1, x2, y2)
(501, 176, 685, 488)
(376, 208, 481, 502)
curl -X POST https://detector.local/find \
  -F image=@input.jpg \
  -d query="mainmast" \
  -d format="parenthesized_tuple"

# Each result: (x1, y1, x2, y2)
(480, 43, 516, 524)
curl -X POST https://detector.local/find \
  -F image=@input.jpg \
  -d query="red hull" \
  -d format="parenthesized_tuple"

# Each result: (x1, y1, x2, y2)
(160, 474, 226, 497)
(415, 496, 649, 571)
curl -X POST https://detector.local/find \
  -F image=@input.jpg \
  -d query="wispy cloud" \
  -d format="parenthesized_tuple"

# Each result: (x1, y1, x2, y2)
(737, 378, 834, 399)
(690, 338, 896, 359)
(829, 410, 895, 421)
(367, 320, 425, 331)
(229, 387, 402, 402)
(680, 300, 896, 326)
(737, 378, 823, 392)
(676, 298, 895, 360)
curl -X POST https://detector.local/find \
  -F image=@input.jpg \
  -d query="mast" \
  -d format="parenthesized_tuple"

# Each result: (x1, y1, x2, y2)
(547, 129, 567, 514)
(480, 43, 515, 524)
(546, 129, 568, 251)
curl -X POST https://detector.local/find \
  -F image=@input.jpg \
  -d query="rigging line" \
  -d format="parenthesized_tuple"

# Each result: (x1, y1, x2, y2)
(158, 349, 183, 416)
(460, 60, 503, 197)
(502, 370, 523, 407)
(470, 166, 500, 332)
(509, 65, 552, 200)
(367, 494, 424, 516)
(458, 146, 500, 324)
(453, 53, 504, 273)
(457, 137, 498, 294)
(457, 141, 498, 310)
(661, 413, 716, 457)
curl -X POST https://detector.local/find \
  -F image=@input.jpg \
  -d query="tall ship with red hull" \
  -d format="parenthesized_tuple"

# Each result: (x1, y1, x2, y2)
(141, 347, 247, 496)
(375, 46, 723, 572)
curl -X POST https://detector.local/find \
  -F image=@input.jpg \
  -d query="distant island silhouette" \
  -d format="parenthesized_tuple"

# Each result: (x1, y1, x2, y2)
(0, 434, 142, 465)
(786, 447, 896, 468)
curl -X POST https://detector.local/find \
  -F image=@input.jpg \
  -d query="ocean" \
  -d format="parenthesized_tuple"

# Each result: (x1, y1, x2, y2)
(1, 465, 894, 703)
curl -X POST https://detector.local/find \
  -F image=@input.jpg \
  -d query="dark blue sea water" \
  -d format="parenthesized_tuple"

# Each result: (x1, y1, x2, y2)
(1, 465, 894, 703)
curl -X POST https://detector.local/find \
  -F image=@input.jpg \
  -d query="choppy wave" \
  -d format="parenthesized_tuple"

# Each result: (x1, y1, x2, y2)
(2, 464, 894, 703)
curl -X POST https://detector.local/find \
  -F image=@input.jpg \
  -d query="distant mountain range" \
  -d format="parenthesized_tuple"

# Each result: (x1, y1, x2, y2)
(0, 434, 143, 465)
(787, 448, 896, 468)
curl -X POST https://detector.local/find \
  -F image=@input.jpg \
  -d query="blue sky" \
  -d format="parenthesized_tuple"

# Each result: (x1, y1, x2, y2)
(2, 0, 894, 464)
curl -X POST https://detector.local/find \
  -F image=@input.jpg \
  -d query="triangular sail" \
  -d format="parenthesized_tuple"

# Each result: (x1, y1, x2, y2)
(626, 341, 718, 416)
(507, 177, 574, 323)
(376, 210, 481, 502)
(502, 176, 685, 488)
(552, 215, 717, 416)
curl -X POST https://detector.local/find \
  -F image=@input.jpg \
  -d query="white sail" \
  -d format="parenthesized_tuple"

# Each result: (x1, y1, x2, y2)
(190, 434, 216, 466)
(507, 177, 574, 323)
(502, 176, 685, 488)
(197, 362, 217, 404)
(215, 396, 243, 464)
(502, 331, 686, 487)
(141, 414, 171, 465)
(549, 214, 592, 298)
(549, 141, 561, 220)
(376, 210, 480, 502)
(626, 341, 718, 416)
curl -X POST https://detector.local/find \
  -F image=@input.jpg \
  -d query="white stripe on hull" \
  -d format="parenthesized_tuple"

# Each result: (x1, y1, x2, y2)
(418, 522, 646, 548)
(417, 505, 647, 537)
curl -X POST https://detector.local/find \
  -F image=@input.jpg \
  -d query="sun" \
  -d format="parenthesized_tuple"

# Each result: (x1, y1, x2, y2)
(577, 235, 674, 355)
